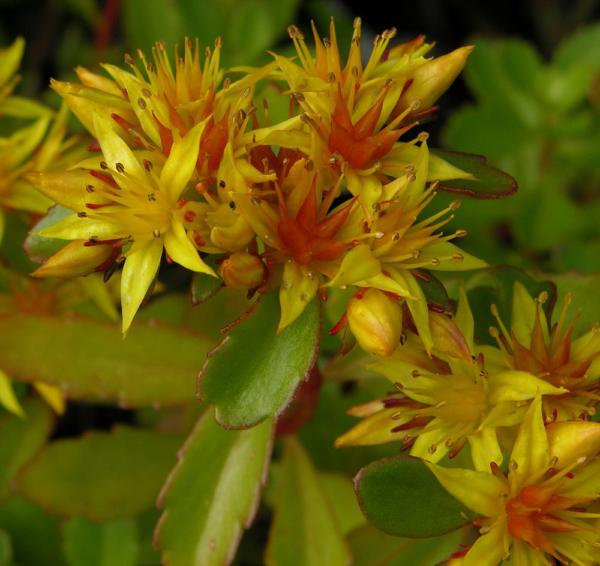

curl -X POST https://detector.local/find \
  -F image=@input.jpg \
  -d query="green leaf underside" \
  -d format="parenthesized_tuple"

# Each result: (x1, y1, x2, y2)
(265, 438, 350, 566)
(190, 271, 223, 305)
(355, 455, 475, 538)
(432, 149, 518, 198)
(199, 293, 320, 429)
(155, 410, 273, 566)
(63, 517, 139, 566)
(347, 523, 467, 566)
(24, 205, 72, 263)
(416, 270, 452, 312)
(17, 426, 180, 521)
(0, 398, 54, 502)
(0, 313, 213, 407)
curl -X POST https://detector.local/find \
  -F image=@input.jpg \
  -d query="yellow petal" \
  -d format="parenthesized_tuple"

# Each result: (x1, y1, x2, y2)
(33, 382, 65, 414)
(335, 408, 400, 447)
(398, 46, 474, 112)
(509, 396, 549, 490)
(345, 172, 382, 211)
(163, 219, 216, 274)
(160, 120, 207, 202)
(462, 519, 507, 566)
(32, 240, 114, 278)
(101, 64, 161, 146)
(75, 66, 122, 96)
(0, 37, 24, 89)
(426, 462, 505, 518)
(120, 238, 163, 333)
(469, 427, 503, 472)
(26, 169, 108, 212)
(357, 272, 412, 297)
(278, 260, 319, 332)
(92, 112, 145, 181)
(421, 241, 487, 271)
(487, 371, 567, 404)
(0, 369, 24, 418)
(511, 281, 537, 348)
(36, 213, 122, 241)
(455, 285, 475, 351)
(327, 244, 381, 288)
(402, 270, 433, 354)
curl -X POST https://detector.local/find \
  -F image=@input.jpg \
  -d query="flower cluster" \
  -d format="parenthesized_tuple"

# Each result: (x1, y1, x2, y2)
(0, 38, 85, 417)
(26, 19, 483, 333)
(339, 282, 600, 564)
(0, 38, 83, 244)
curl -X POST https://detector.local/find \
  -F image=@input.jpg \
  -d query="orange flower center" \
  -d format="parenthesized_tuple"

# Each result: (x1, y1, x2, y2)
(506, 485, 583, 555)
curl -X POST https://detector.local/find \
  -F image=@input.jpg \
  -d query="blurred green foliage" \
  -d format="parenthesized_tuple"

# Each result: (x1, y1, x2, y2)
(443, 24, 600, 272)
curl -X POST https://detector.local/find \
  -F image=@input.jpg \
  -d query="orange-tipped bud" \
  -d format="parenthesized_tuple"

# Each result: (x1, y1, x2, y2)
(394, 46, 474, 115)
(31, 240, 115, 279)
(347, 289, 403, 356)
(219, 252, 265, 289)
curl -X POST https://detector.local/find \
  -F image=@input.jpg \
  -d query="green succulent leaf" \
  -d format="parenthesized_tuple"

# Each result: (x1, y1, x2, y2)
(347, 524, 468, 566)
(0, 398, 55, 502)
(0, 313, 213, 407)
(0, 498, 67, 566)
(155, 410, 273, 566)
(265, 438, 351, 566)
(190, 259, 223, 305)
(199, 292, 320, 429)
(354, 455, 475, 538)
(17, 426, 180, 521)
(63, 517, 139, 566)
(432, 149, 517, 199)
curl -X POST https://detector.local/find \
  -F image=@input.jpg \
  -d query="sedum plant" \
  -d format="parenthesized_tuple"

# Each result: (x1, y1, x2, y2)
(0, 15, 598, 566)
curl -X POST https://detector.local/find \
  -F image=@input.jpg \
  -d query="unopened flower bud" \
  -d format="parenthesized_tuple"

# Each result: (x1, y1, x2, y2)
(31, 240, 116, 278)
(393, 46, 474, 115)
(347, 289, 403, 356)
(219, 252, 265, 289)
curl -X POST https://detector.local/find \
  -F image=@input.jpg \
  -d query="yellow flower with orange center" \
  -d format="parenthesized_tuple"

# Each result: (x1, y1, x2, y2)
(430, 397, 600, 565)
(485, 282, 600, 421)
(29, 114, 216, 332)
(251, 18, 473, 209)
(337, 291, 566, 470)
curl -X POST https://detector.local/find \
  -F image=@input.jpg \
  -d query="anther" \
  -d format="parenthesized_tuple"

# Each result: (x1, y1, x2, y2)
(85, 185, 95, 193)
(115, 162, 125, 173)
(153, 229, 161, 238)
(137, 97, 147, 109)
(77, 211, 88, 217)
